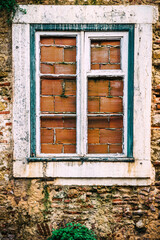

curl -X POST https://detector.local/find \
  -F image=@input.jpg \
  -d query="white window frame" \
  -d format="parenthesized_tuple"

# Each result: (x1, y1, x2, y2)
(36, 31, 128, 158)
(36, 31, 81, 158)
(12, 5, 158, 185)
(85, 32, 128, 158)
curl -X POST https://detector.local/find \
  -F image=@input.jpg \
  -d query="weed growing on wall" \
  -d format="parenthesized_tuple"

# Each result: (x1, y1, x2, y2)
(47, 223, 97, 240)
(0, 0, 26, 23)
(42, 184, 52, 219)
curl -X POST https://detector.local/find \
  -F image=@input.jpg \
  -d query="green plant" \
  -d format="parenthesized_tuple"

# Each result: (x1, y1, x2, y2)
(0, 0, 26, 23)
(47, 223, 97, 240)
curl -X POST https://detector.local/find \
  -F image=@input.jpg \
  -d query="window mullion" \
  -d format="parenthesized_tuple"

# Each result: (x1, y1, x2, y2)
(121, 33, 128, 156)
(36, 32, 41, 156)
(40, 114, 76, 117)
(80, 31, 87, 156)
(76, 33, 81, 155)
(40, 74, 77, 78)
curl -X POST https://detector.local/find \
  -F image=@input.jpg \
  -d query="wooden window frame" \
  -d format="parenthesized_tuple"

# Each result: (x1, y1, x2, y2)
(31, 25, 133, 161)
(36, 32, 81, 157)
(85, 32, 128, 158)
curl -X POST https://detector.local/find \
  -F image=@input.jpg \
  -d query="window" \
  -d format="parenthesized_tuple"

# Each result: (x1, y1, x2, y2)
(32, 26, 133, 160)
(12, 5, 158, 184)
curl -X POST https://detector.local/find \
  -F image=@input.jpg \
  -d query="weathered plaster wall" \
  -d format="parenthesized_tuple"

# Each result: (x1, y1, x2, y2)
(0, 0, 160, 239)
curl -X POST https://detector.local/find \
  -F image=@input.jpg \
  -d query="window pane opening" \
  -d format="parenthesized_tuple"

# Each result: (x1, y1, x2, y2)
(41, 116, 76, 154)
(40, 77, 76, 114)
(39, 36, 77, 154)
(40, 37, 76, 74)
(87, 77, 124, 154)
(91, 39, 121, 70)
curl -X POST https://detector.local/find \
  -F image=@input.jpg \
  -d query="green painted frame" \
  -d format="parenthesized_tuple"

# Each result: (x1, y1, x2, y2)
(29, 24, 134, 161)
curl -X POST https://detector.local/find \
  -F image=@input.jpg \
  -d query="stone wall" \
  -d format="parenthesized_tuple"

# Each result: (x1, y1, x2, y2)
(0, 0, 160, 239)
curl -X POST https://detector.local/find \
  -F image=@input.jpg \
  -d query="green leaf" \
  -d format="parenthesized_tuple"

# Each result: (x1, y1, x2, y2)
(47, 223, 97, 240)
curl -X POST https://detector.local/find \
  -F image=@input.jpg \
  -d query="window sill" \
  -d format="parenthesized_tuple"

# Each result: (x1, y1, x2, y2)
(27, 157, 134, 162)
(13, 158, 153, 186)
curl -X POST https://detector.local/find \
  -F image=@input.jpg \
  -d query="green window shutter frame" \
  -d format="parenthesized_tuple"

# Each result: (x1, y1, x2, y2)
(30, 24, 134, 161)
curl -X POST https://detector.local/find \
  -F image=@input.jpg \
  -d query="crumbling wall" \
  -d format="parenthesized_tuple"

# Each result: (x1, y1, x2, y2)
(0, 1, 160, 239)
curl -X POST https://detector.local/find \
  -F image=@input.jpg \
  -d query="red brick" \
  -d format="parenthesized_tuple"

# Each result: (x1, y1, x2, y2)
(155, 39, 160, 44)
(100, 97, 123, 113)
(109, 116, 123, 128)
(41, 46, 63, 62)
(157, 103, 160, 110)
(54, 38, 76, 46)
(41, 129, 54, 143)
(40, 37, 54, 45)
(109, 144, 122, 153)
(64, 117, 76, 128)
(91, 40, 120, 46)
(41, 79, 63, 95)
(41, 117, 63, 128)
(112, 199, 123, 204)
(155, 84, 160, 90)
(64, 48, 76, 62)
(110, 47, 120, 63)
(41, 144, 63, 153)
(5, 122, 12, 126)
(110, 80, 123, 96)
(65, 80, 76, 96)
(56, 129, 76, 144)
(91, 47, 109, 64)
(88, 79, 108, 97)
(55, 96, 76, 113)
(41, 96, 54, 112)
(0, 140, 7, 143)
(88, 117, 109, 128)
(0, 82, 10, 86)
(100, 129, 122, 144)
(101, 40, 120, 46)
(41, 116, 76, 128)
(91, 64, 101, 70)
(0, 111, 10, 114)
(64, 144, 76, 153)
(88, 144, 108, 153)
(2, 97, 9, 101)
(88, 97, 99, 113)
(101, 64, 120, 70)
(52, 198, 63, 202)
(40, 64, 54, 74)
(88, 129, 99, 144)
(54, 64, 76, 74)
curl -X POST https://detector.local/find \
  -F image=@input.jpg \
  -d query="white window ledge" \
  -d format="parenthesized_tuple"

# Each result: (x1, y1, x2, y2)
(12, 5, 158, 185)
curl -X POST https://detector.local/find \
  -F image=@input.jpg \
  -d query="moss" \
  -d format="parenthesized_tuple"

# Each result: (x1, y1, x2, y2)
(26, 180, 32, 193)
(0, 102, 7, 111)
(34, 0, 44, 3)
(42, 184, 52, 219)
(91, 0, 97, 4)
(0, 0, 26, 23)
(0, 87, 10, 97)
(108, 80, 111, 96)
(60, 81, 68, 98)
(0, 72, 8, 78)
